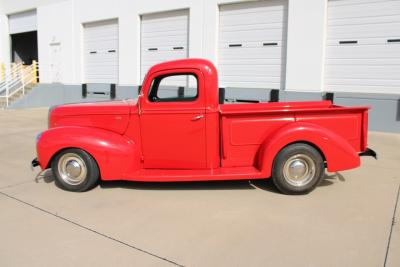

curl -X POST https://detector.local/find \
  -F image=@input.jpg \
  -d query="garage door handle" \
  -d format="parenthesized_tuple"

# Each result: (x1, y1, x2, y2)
(90, 51, 97, 54)
(148, 48, 158, 51)
(387, 39, 400, 43)
(263, 42, 278, 46)
(229, 44, 242, 47)
(173, 47, 184, 50)
(339, 40, 358, 44)
(191, 115, 204, 121)
(108, 50, 116, 53)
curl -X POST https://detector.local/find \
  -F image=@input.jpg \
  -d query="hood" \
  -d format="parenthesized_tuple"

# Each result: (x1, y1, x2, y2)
(51, 99, 136, 116)
(49, 99, 138, 135)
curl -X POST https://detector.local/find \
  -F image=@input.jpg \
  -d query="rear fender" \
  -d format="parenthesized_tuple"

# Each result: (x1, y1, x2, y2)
(257, 122, 360, 177)
(37, 126, 139, 180)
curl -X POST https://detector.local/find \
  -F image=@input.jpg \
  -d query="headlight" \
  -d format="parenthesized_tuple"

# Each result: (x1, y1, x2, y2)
(35, 132, 42, 144)
(48, 105, 58, 128)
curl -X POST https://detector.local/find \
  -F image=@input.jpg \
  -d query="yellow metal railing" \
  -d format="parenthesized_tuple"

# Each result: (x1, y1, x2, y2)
(1, 63, 4, 82)
(0, 61, 39, 107)
(32, 60, 38, 84)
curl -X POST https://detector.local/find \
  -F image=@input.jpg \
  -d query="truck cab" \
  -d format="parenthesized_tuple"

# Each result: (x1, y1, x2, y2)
(33, 59, 376, 194)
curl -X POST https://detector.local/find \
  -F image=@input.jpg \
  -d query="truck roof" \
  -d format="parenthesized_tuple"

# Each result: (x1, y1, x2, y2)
(147, 58, 218, 81)
(145, 58, 219, 109)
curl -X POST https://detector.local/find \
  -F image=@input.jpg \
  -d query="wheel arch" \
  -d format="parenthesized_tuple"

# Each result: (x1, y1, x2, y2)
(37, 126, 140, 180)
(257, 122, 360, 178)
(46, 147, 101, 177)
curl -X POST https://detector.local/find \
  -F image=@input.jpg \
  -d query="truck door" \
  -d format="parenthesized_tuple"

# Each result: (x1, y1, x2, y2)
(139, 69, 207, 169)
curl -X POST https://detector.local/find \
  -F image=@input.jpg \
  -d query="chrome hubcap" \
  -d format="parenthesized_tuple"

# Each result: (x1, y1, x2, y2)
(58, 153, 87, 185)
(283, 154, 316, 187)
(66, 160, 82, 178)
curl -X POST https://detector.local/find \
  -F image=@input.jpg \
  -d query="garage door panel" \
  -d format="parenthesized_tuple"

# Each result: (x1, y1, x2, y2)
(325, 65, 400, 79)
(219, 41, 286, 49)
(221, 22, 287, 33)
(329, 0, 394, 6)
(85, 26, 118, 35)
(326, 78, 400, 87)
(218, 0, 288, 89)
(141, 10, 187, 21)
(220, 12, 286, 27)
(141, 10, 189, 81)
(85, 58, 119, 65)
(142, 20, 187, 32)
(325, 0, 400, 93)
(219, 58, 283, 66)
(328, 14, 400, 27)
(85, 33, 118, 45)
(219, 66, 282, 77)
(326, 58, 400, 66)
(141, 29, 187, 39)
(84, 19, 118, 84)
(142, 50, 186, 59)
(219, 47, 285, 60)
(220, 0, 286, 13)
(9, 10, 37, 34)
(220, 29, 286, 42)
(86, 75, 118, 81)
(142, 36, 187, 47)
(86, 65, 119, 72)
(221, 74, 281, 81)
(84, 43, 118, 51)
(327, 23, 400, 39)
(325, 84, 399, 93)
(220, 80, 282, 88)
(326, 45, 400, 59)
(326, 37, 397, 46)
(328, 1, 400, 19)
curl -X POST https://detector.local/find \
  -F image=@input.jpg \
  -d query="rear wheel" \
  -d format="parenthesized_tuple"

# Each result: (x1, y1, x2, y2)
(51, 148, 99, 192)
(272, 143, 324, 195)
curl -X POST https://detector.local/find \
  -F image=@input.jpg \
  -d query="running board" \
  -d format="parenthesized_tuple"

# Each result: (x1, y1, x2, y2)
(122, 166, 264, 182)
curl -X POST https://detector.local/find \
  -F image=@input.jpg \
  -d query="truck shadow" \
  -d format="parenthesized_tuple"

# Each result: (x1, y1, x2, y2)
(38, 169, 345, 193)
(99, 179, 260, 191)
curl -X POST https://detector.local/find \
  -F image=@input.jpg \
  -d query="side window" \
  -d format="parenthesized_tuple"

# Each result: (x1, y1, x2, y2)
(148, 74, 198, 102)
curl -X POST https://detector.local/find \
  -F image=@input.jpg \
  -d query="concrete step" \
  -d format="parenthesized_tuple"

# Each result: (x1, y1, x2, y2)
(0, 85, 35, 109)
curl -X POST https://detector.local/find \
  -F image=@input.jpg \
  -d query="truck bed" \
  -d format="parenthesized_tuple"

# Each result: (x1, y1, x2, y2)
(219, 100, 369, 168)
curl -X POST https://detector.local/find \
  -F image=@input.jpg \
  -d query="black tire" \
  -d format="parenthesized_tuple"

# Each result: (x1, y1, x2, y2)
(272, 143, 324, 195)
(51, 148, 99, 192)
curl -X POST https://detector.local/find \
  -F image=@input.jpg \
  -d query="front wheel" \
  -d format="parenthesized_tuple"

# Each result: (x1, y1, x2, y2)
(51, 148, 99, 192)
(272, 143, 325, 195)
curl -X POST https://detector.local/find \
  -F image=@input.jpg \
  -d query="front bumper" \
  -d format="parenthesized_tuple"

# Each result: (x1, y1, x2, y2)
(359, 148, 377, 159)
(31, 157, 40, 168)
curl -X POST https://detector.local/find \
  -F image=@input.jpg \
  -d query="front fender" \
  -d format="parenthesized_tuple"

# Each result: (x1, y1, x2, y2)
(37, 126, 139, 180)
(257, 122, 360, 177)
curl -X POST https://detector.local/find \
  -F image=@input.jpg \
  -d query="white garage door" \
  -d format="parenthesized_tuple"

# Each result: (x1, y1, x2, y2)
(9, 10, 37, 34)
(218, 0, 288, 89)
(140, 10, 189, 83)
(325, 0, 400, 94)
(84, 19, 118, 84)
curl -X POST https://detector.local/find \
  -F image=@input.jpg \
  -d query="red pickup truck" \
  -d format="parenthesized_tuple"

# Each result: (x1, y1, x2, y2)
(32, 59, 376, 194)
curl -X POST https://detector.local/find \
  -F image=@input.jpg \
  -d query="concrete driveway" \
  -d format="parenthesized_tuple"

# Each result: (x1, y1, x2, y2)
(0, 108, 399, 267)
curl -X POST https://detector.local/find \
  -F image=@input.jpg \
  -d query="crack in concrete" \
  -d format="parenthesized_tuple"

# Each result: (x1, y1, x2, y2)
(0, 190, 185, 267)
(384, 182, 400, 267)
(0, 179, 35, 190)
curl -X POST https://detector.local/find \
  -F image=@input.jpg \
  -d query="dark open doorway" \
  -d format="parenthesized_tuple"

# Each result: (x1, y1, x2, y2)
(10, 31, 38, 65)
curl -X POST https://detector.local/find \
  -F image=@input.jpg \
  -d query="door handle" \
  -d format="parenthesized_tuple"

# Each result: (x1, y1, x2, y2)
(191, 115, 204, 121)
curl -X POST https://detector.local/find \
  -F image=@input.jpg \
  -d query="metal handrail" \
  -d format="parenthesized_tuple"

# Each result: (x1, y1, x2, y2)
(0, 63, 27, 90)
(0, 61, 39, 107)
